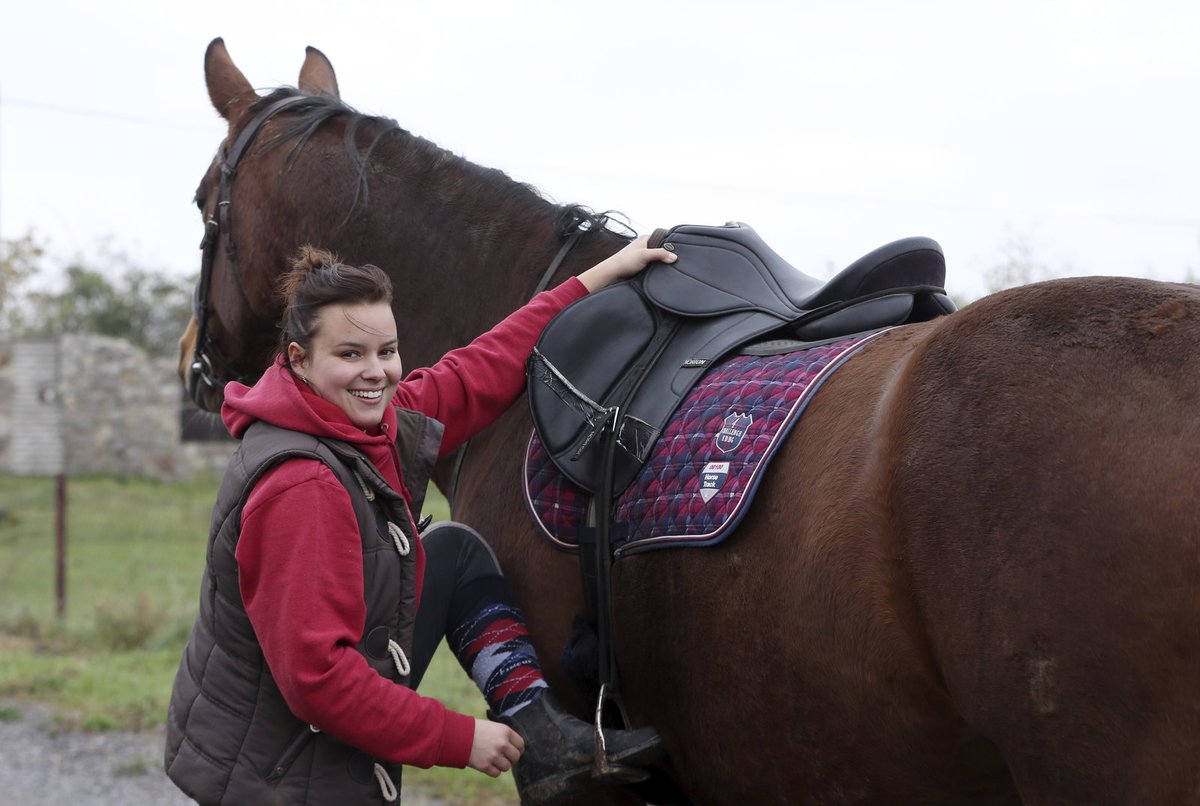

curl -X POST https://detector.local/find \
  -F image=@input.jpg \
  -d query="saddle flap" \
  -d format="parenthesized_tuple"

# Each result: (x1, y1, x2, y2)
(528, 283, 656, 458)
(643, 223, 817, 320)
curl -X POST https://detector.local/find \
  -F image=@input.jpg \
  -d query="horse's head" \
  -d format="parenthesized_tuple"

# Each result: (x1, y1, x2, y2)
(179, 38, 353, 411)
(180, 38, 628, 414)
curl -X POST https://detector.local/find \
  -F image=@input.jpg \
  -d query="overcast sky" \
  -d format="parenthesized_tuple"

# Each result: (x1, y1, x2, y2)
(1, 1, 1196, 301)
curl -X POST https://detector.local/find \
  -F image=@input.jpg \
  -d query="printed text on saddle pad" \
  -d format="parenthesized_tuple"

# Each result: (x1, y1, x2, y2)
(523, 329, 889, 555)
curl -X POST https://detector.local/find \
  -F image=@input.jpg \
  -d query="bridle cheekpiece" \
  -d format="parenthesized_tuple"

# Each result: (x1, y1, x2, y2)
(189, 93, 310, 406)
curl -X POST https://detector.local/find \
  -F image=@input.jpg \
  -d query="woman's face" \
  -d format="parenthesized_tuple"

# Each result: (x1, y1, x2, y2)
(287, 301, 402, 429)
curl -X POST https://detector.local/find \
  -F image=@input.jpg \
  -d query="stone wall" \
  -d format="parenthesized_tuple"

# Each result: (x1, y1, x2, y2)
(0, 334, 234, 480)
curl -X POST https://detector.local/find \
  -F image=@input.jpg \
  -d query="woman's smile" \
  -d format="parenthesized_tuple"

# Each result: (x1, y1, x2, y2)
(288, 301, 403, 429)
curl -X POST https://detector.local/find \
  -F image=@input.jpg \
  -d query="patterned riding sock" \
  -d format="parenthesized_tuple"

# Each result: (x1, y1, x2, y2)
(447, 575, 549, 718)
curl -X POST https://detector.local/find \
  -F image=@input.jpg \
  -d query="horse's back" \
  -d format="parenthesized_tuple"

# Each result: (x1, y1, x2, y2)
(895, 277, 1200, 802)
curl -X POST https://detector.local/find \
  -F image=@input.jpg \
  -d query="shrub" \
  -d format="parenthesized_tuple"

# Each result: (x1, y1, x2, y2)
(92, 593, 159, 651)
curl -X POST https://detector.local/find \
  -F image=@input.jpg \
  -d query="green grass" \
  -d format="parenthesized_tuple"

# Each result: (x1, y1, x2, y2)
(0, 472, 518, 804)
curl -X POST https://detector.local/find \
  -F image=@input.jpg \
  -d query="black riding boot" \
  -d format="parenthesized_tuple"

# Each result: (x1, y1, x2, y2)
(497, 691, 664, 805)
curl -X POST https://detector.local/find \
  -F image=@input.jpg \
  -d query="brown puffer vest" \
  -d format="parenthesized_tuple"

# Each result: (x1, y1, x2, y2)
(165, 410, 443, 805)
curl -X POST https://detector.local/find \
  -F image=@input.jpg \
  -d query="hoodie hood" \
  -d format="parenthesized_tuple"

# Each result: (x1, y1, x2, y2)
(222, 358, 398, 450)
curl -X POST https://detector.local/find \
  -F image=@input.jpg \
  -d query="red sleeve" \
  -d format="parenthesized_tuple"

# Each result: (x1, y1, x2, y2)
(236, 460, 475, 768)
(392, 277, 587, 457)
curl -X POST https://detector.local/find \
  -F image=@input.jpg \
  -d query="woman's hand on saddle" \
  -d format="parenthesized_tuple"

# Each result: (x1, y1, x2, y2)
(577, 234, 677, 293)
(468, 718, 524, 777)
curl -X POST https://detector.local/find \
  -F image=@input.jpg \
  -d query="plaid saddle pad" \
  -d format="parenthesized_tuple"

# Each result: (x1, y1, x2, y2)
(523, 329, 889, 556)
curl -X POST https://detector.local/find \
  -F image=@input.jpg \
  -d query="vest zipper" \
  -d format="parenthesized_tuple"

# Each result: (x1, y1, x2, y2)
(266, 725, 315, 783)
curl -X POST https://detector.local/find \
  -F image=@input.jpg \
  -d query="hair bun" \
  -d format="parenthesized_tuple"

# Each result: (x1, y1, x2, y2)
(278, 245, 340, 303)
(293, 245, 338, 273)
(274, 245, 393, 358)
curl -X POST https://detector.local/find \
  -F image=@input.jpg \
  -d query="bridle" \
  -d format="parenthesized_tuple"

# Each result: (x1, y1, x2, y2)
(189, 94, 310, 407)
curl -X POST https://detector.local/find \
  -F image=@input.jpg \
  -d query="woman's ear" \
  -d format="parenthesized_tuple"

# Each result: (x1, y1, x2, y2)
(287, 342, 307, 370)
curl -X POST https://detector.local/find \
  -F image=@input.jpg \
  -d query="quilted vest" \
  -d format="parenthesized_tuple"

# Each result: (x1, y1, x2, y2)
(164, 409, 443, 805)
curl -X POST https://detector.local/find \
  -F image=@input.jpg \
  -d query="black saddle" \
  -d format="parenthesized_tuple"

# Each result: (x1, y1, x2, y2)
(528, 222, 955, 496)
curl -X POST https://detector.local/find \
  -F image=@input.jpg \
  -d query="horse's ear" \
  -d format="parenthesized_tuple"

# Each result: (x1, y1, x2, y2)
(298, 46, 340, 99)
(204, 37, 256, 122)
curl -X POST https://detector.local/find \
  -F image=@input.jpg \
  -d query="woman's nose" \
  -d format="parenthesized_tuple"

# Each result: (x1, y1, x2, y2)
(362, 355, 384, 379)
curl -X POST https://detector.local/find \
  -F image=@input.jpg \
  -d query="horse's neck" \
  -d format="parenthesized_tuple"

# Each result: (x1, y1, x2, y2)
(369, 149, 624, 353)
(402, 178, 620, 302)
(471, 219, 627, 302)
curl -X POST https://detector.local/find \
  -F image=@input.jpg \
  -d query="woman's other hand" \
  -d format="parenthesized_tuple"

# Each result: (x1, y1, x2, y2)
(468, 718, 524, 777)
(576, 234, 677, 293)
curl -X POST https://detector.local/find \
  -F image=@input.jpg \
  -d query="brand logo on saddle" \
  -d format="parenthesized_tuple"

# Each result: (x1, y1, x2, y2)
(715, 411, 754, 453)
(700, 461, 730, 503)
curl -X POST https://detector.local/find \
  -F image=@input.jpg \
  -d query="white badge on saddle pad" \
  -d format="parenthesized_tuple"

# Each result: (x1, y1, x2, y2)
(700, 461, 730, 503)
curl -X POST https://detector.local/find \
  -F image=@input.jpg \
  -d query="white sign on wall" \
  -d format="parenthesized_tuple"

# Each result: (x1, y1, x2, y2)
(9, 339, 65, 476)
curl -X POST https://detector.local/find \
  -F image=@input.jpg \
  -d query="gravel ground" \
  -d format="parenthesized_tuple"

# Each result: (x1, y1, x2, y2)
(0, 700, 449, 805)
(0, 700, 191, 805)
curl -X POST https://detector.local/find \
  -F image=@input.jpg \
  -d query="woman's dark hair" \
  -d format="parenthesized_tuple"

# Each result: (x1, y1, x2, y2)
(277, 245, 394, 357)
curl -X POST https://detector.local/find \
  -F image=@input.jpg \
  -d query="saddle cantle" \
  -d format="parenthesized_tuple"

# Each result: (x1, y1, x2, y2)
(527, 222, 955, 496)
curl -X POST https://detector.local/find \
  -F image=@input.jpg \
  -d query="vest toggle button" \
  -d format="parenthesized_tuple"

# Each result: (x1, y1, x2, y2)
(366, 625, 390, 659)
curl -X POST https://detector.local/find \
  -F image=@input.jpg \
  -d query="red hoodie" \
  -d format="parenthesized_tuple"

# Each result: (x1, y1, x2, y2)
(220, 278, 586, 770)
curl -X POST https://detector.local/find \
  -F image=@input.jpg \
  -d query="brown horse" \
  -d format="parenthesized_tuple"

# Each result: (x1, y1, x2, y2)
(180, 38, 1200, 804)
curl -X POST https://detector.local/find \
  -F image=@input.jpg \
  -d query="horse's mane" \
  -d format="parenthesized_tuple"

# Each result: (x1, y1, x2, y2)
(249, 88, 628, 241)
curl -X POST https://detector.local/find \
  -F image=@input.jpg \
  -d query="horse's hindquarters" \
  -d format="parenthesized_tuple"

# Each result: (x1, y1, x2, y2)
(897, 279, 1200, 803)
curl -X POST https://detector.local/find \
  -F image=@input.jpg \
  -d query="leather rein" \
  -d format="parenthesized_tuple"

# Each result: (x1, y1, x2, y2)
(189, 94, 310, 406)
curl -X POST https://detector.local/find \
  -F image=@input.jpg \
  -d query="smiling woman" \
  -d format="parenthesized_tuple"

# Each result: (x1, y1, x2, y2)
(288, 300, 401, 426)
(278, 248, 403, 430)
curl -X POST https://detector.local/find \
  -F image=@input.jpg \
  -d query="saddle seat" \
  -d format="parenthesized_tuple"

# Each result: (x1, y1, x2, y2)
(646, 222, 947, 316)
(528, 222, 956, 496)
